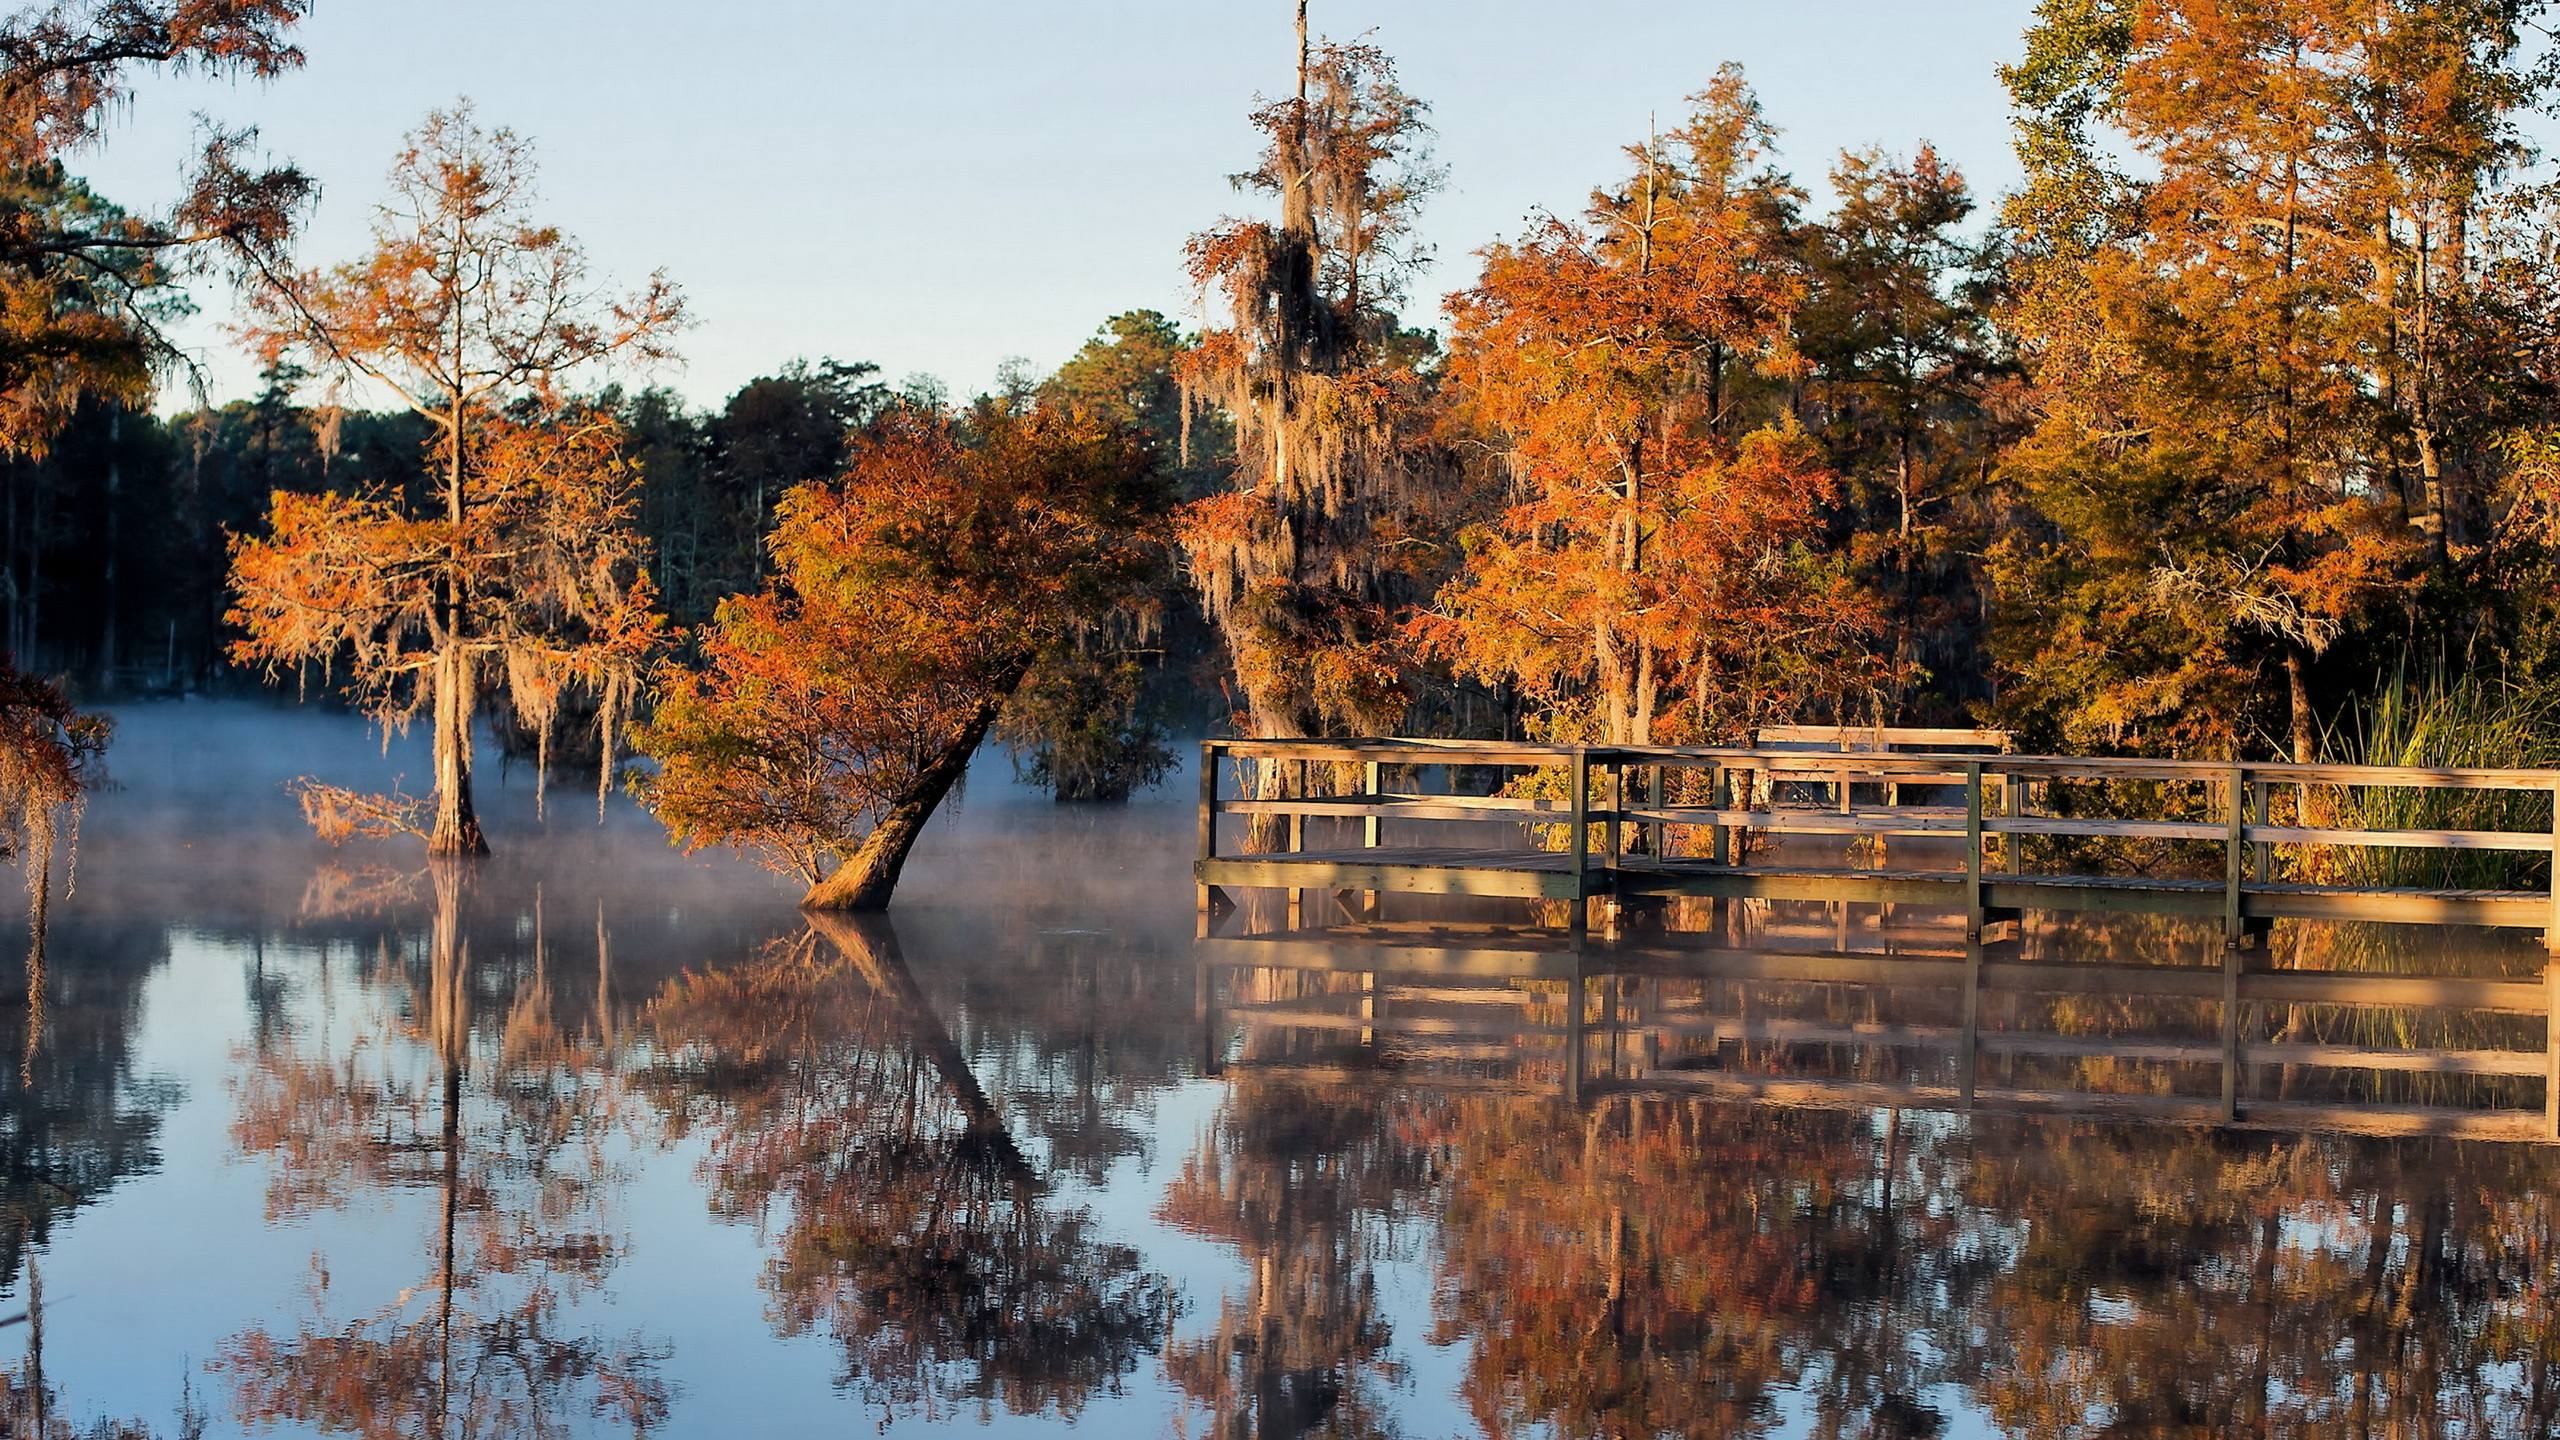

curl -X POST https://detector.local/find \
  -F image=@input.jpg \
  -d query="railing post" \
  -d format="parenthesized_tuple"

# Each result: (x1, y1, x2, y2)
(1360, 757, 1383, 920)
(1605, 758, 1624, 870)
(1710, 763, 1730, 865)
(1738, 764, 1755, 862)
(1286, 754, 1306, 926)
(1962, 761, 1984, 1107)
(2223, 765, 2248, 1121)
(1647, 762, 1666, 860)
(1999, 764, 2022, 875)
(2251, 780, 2271, 884)
(1291, 758, 1309, 854)
(2547, 778, 2559, 954)
(1196, 741, 1220, 930)
(1568, 747, 1591, 935)
(1964, 762, 1984, 928)
(1197, 741, 1219, 862)
(2223, 767, 2247, 946)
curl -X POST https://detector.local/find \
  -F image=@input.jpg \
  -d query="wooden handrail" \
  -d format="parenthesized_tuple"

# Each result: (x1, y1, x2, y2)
(1755, 723, 2012, 750)
(1207, 796, 2557, 851)
(1200, 741, 2560, 851)
(1205, 737, 2560, 788)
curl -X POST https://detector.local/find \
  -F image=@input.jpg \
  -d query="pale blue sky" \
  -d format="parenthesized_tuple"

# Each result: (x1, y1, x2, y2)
(83, 1, 2042, 411)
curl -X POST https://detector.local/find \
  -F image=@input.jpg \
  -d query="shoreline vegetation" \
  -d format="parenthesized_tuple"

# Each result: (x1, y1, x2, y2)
(1, 2, 2559, 913)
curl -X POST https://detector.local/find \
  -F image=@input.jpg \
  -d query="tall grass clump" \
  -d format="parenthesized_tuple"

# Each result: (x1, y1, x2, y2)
(2302, 667, 2557, 893)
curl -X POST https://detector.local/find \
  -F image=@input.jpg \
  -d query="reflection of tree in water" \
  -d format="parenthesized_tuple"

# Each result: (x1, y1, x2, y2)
(1954, 1125, 2560, 1438)
(637, 913, 1170, 1425)
(892, 907, 1202, 1189)
(1424, 1099, 1972, 1440)
(1158, 1075, 1434, 1440)
(216, 864, 668, 1438)
(0, 911, 229, 1435)
(0, 1256, 213, 1439)
(1423, 1095, 2560, 1439)
(0, 915, 174, 1297)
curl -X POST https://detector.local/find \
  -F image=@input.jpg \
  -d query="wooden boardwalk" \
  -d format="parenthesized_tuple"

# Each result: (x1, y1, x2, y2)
(1196, 737, 2560, 937)
(1192, 736, 2560, 1141)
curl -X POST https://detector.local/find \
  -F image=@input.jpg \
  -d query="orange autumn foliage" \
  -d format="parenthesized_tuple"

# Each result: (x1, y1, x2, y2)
(1421, 426, 1886, 745)
(638, 403, 1168, 910)
(1425, 71, 1886, 744)
(0, 660, 103, 917)
(0, 1, 313, 456)
(1990, 0, 2538, 755)
(228, 409, 664, 837)
(0, 2, 298, 925)
(234, 104, 682, 855)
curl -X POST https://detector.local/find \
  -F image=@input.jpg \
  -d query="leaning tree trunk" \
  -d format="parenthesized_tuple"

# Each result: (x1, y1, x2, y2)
(801, 693, 1009, 912)
(429, 646, 488, 858)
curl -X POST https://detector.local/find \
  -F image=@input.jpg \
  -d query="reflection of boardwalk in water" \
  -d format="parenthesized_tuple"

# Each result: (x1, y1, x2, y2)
(1194, 737, 2560, 1140)
(1200, 916, 2560, 1143)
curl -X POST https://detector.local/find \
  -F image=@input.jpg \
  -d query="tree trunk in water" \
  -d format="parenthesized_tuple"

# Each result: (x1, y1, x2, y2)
(801, 694, 1004, 911)
(1220, 610, 1312, 853)
(2283, 647, 2317, 764)
(429, 646, 487, 858)
(1242, 697, 1306, 854)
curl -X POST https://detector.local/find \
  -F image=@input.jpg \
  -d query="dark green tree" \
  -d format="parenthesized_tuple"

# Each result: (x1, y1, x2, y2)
(1799, 145, 2006, 720)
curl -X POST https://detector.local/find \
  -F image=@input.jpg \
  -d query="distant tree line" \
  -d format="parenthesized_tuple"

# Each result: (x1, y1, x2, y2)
(0, 318, 1225, 754)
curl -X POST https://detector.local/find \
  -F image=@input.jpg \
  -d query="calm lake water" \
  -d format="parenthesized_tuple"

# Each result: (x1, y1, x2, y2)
(9, 702, 2560, 1438)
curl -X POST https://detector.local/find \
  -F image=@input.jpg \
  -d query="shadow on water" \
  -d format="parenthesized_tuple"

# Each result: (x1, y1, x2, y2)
(2, 703, 2558, 1436)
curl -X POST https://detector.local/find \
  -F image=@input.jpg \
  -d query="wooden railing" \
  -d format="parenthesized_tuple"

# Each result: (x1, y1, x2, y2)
(1196, 739, 2560, 945)
(1196, 738, 2560, 1139)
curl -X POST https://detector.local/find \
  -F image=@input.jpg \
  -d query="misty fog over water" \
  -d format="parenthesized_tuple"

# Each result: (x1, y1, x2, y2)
(5, 702, 2557, 1438)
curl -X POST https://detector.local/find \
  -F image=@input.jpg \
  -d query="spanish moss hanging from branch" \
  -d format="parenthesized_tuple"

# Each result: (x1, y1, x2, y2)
(0, 659, 106, 929)
(1175, 3, 1450, 756)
